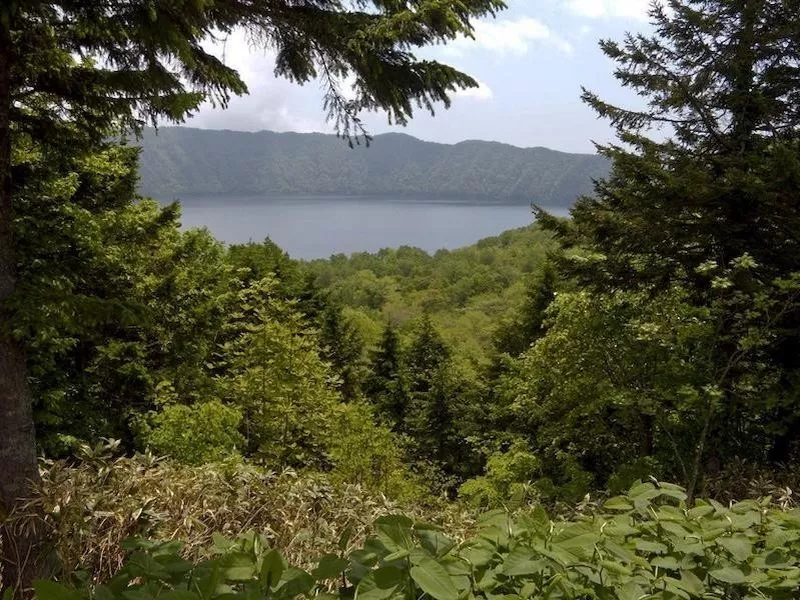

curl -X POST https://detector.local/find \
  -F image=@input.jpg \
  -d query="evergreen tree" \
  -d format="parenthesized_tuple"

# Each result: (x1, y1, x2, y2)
(227, 238, 303, 295)
(317, 304, 367, 402)
(552, 0, 800, 291)
(405, 314, 451, 397)
(541, 0, 800, 500)
(403, 314, 463, 482)
(0, 0, 503, 586)
(493, 260, 559, 359)
(366, 322, 409, 426)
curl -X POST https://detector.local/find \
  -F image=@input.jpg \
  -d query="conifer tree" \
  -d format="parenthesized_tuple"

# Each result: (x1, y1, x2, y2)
(541, 0, 800, 500)
(493, 260, 558, 359)
(403, 314, 461, 478)
(553, 0, 800, 292)
(366, 322, 408, 426)
(317, 304, 367, 401)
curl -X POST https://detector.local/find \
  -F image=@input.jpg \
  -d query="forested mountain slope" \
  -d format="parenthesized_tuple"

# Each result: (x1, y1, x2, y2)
(134, 127, 610, 205)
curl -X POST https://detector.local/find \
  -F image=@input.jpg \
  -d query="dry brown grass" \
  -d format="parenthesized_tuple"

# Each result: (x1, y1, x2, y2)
(2, 442, 475, 585)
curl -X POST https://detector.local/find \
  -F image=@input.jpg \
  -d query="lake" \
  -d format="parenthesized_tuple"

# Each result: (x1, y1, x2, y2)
(173, 195, 566, 259)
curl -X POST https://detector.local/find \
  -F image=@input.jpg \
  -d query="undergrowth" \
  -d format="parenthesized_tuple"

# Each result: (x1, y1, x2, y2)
(1, 442, 474, 585)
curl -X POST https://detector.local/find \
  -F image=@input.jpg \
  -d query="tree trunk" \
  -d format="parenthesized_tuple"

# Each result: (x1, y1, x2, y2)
(0, 18, 44, 596)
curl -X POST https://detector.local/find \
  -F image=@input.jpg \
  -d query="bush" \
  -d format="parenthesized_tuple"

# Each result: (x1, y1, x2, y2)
(6, 442, 472, 583)
(36, 480, 800, 600)
(141, 401, 244, 465)
(328, 401, 425, 501)
(458, 442, 540, 509)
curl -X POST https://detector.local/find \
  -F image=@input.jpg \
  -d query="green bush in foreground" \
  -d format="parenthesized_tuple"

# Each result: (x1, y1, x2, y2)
(37, 481, 800, 600)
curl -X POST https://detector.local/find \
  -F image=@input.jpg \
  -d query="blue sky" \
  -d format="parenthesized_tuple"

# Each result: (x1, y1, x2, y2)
(187, 0, 652, 153)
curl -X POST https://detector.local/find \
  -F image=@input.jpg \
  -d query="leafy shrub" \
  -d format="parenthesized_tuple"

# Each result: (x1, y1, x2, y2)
(140, 401, 245, 465)
(7, 442, 471, 583)
(458, 442, 540, 509)
(328, 401, 425, 501)
(37, 480, 800, 600)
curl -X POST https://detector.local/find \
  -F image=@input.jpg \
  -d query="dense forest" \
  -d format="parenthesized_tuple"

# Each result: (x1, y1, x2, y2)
(134, 128, 610, 206)
(3, 0, 800, 599)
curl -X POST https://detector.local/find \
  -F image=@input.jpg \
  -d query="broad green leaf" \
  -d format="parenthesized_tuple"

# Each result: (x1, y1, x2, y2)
(355, 567, 402, 600)
(376, 515, 414, 553)
(675, 570, 704, 596)
(212, 533, 236, 554)
(33, 581, 84, 600)
(603, 496, 633, 511)
(628, 482, 656, 498)
(658, 521, 689, 539)
(409, 551, 460, 600)
(716, 535, 752, 562)
(635, 540, 668, 554)
(260, 549, 284, 589)
(384, 549, 410, 562)
(651, 555, 680, 570)
(417, 529, 456, 559)
(220, 552, 257, 582)
(709, 567, 746, 584)
(687, 505, 714, 520)
(519, 582, 538, 598)
(459, 543, 495, 568)
(312, 554, 348, 581)
(273, 568, 314, 599)
(502, 546, 546, 576)
(617, 582, 645, 600)
(661, 578, 691, 600)
(599, 559, 632, 576)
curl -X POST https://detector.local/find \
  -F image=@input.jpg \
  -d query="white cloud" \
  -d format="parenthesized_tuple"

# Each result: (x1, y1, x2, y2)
(455, 79, 494, 101)
(445, 17, 573, 56)
(567, 0, 650, 20)
(186, 30, 325, 132)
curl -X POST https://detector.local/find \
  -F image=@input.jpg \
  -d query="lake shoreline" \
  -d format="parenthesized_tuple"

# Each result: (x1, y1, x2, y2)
(166, 194, 566, 259)
(161, 192, 546, 208)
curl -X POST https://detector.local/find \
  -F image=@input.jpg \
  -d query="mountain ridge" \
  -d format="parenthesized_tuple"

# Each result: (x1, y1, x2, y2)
(134, 127, 610, 206)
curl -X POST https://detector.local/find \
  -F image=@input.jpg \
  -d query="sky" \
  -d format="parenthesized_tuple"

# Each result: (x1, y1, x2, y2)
(185, 0, 654, 154)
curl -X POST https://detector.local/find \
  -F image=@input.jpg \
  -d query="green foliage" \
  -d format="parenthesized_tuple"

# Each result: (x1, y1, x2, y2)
(9, 0, 507, 151)
(492, 260, 558, 359)
(136, 128, 610, 204)
(316, 304, 368, 402)
(41, 481, 800, 600)
(501, 288, 711, 491)
(366, 323, 408, 427)
(307, 225, 554, 371)
(220, 279, 341, 470)
(328, 401, 424, 501)
(13, 139, 238, 452)
(533, 0, 800, 499)
(458, 442, 540, 509)
(140, 401, 244, 466)
(400, 316, 471, 485)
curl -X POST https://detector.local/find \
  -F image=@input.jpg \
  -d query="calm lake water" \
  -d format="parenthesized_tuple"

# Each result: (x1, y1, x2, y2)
(173, 195, 565, 259)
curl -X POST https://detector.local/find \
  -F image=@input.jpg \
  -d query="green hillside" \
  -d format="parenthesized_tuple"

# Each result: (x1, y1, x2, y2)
(134, 127, 610, 206)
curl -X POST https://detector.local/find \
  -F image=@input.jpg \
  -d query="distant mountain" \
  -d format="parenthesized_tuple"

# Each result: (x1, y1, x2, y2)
(134, 127, 610, 206)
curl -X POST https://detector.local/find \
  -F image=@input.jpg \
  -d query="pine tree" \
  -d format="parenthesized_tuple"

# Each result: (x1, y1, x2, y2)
(366, 322, 409, 426)
(493, 260, 559, 359)
(541, 0, 800, 500)
(0, 0, 504, 589)
(317, 304, 367, 402)
(553, 0, 800, 289)
(403, 314, 461, 478)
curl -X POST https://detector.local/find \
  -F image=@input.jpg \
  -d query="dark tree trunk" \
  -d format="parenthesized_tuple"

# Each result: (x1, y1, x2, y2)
(0, 19, 44, 596)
